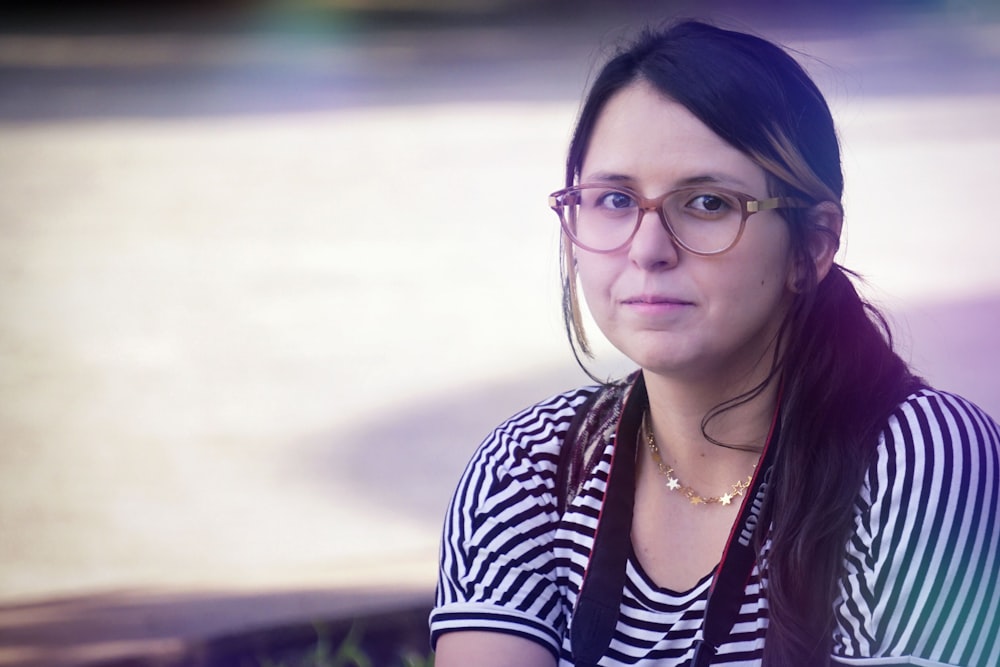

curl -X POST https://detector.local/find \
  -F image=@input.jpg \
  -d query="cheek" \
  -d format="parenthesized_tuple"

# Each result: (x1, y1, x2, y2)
(739, 226, 796, 287)
(575, 254, 616, 299)
(709, 239, 795, 310)
(574, 255, 626, 330)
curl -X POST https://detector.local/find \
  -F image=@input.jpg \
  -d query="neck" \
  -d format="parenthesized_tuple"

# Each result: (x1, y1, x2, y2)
(640, 368, 779, 484)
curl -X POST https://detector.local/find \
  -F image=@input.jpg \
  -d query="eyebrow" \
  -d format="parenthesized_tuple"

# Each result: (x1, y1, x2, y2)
(581, 172, 633, 183)
(581, 172, 754, 190)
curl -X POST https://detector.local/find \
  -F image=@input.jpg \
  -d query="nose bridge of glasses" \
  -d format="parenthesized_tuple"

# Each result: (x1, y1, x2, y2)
(633, 199, 682, 251)
(636, 192, 676, 229)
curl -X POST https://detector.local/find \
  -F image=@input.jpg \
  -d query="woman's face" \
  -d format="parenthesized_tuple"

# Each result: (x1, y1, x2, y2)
(575, 81, 798, 386)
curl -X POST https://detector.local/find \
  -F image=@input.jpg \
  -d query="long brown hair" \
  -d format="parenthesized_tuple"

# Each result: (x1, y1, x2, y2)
(560, 21, 922, 664)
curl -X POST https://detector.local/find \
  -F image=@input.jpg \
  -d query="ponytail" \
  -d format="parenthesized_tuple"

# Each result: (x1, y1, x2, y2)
(761, 266, 922, 665)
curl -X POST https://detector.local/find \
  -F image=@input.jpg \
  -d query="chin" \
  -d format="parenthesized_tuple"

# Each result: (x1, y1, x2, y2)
(621, 347, 705, 378)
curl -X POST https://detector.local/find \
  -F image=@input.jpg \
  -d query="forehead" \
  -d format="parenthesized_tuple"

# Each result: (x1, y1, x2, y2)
(582, 81, 766, 192)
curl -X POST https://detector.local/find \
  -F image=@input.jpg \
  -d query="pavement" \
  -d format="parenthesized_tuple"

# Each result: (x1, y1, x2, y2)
(1, 2, 999, 665)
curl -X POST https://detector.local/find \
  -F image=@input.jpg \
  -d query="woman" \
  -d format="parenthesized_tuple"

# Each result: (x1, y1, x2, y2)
(430, 20, 999, 667)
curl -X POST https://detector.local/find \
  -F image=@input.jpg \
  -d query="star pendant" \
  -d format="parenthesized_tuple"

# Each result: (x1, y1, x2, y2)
(720, 493, 734, 506)
(665, 477, 680, 490)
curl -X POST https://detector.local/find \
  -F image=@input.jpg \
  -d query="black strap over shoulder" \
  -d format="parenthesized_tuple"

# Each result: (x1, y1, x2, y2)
(692, 407, 781, 666)
(570, 374, 647, 667)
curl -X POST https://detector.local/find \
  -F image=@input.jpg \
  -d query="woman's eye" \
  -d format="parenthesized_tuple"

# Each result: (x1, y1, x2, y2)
(687, 193, 731, 213)
(688, 195, 727, 211)
(596, 191, 636, 210)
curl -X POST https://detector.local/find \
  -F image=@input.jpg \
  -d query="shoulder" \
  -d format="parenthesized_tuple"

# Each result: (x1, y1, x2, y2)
(478, 385, 603, 467)
(448, 384, 602, 516)
(872, 388, 1000, 489)
(859, 387, 1000, 546)
(884, 387, 999, 442)
(492, 385, 602, 446)
(833, 388, 1000, 665)
(433, 384, 604, 657)
(438, 382, 604, 557)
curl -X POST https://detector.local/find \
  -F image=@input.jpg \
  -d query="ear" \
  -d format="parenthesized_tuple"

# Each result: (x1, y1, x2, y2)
(788, 200, 842, 291)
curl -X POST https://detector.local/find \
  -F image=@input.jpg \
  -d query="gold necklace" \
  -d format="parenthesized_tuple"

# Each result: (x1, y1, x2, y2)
(642, 411, 754, 506)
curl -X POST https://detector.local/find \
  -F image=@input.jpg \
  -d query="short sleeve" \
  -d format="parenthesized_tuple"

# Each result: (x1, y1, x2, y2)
(832, 390, 1000, 667)
(430, 388, 595, 657)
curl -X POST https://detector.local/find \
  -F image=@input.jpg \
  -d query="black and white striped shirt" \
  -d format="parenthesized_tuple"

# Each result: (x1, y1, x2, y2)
(431, 386, 1000, 666)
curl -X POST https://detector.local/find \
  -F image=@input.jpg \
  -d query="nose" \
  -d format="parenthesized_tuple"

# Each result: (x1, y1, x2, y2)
(627, 206, 680, 270)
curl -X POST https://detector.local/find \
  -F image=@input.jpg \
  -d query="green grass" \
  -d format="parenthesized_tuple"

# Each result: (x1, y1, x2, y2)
(253, 620, 434, 667)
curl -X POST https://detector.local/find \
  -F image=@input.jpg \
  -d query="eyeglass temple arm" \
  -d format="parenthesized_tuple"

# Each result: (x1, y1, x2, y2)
(748, 196, 810, 212)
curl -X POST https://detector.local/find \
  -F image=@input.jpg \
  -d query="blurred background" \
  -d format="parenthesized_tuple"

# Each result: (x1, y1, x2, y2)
(1, 0, 998, 664)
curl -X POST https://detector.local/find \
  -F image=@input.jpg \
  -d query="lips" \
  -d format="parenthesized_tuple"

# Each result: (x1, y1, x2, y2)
(622, 294, 693, 306)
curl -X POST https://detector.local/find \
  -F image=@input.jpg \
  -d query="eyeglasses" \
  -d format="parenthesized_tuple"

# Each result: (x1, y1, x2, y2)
(548, 183, 807, 256)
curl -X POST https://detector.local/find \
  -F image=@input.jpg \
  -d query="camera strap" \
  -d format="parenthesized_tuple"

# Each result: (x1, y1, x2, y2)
(570, 375, 781, 667)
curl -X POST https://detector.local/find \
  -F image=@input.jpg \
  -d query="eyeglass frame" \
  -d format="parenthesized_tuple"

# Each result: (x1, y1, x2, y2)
(548, 183, 810, 256)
